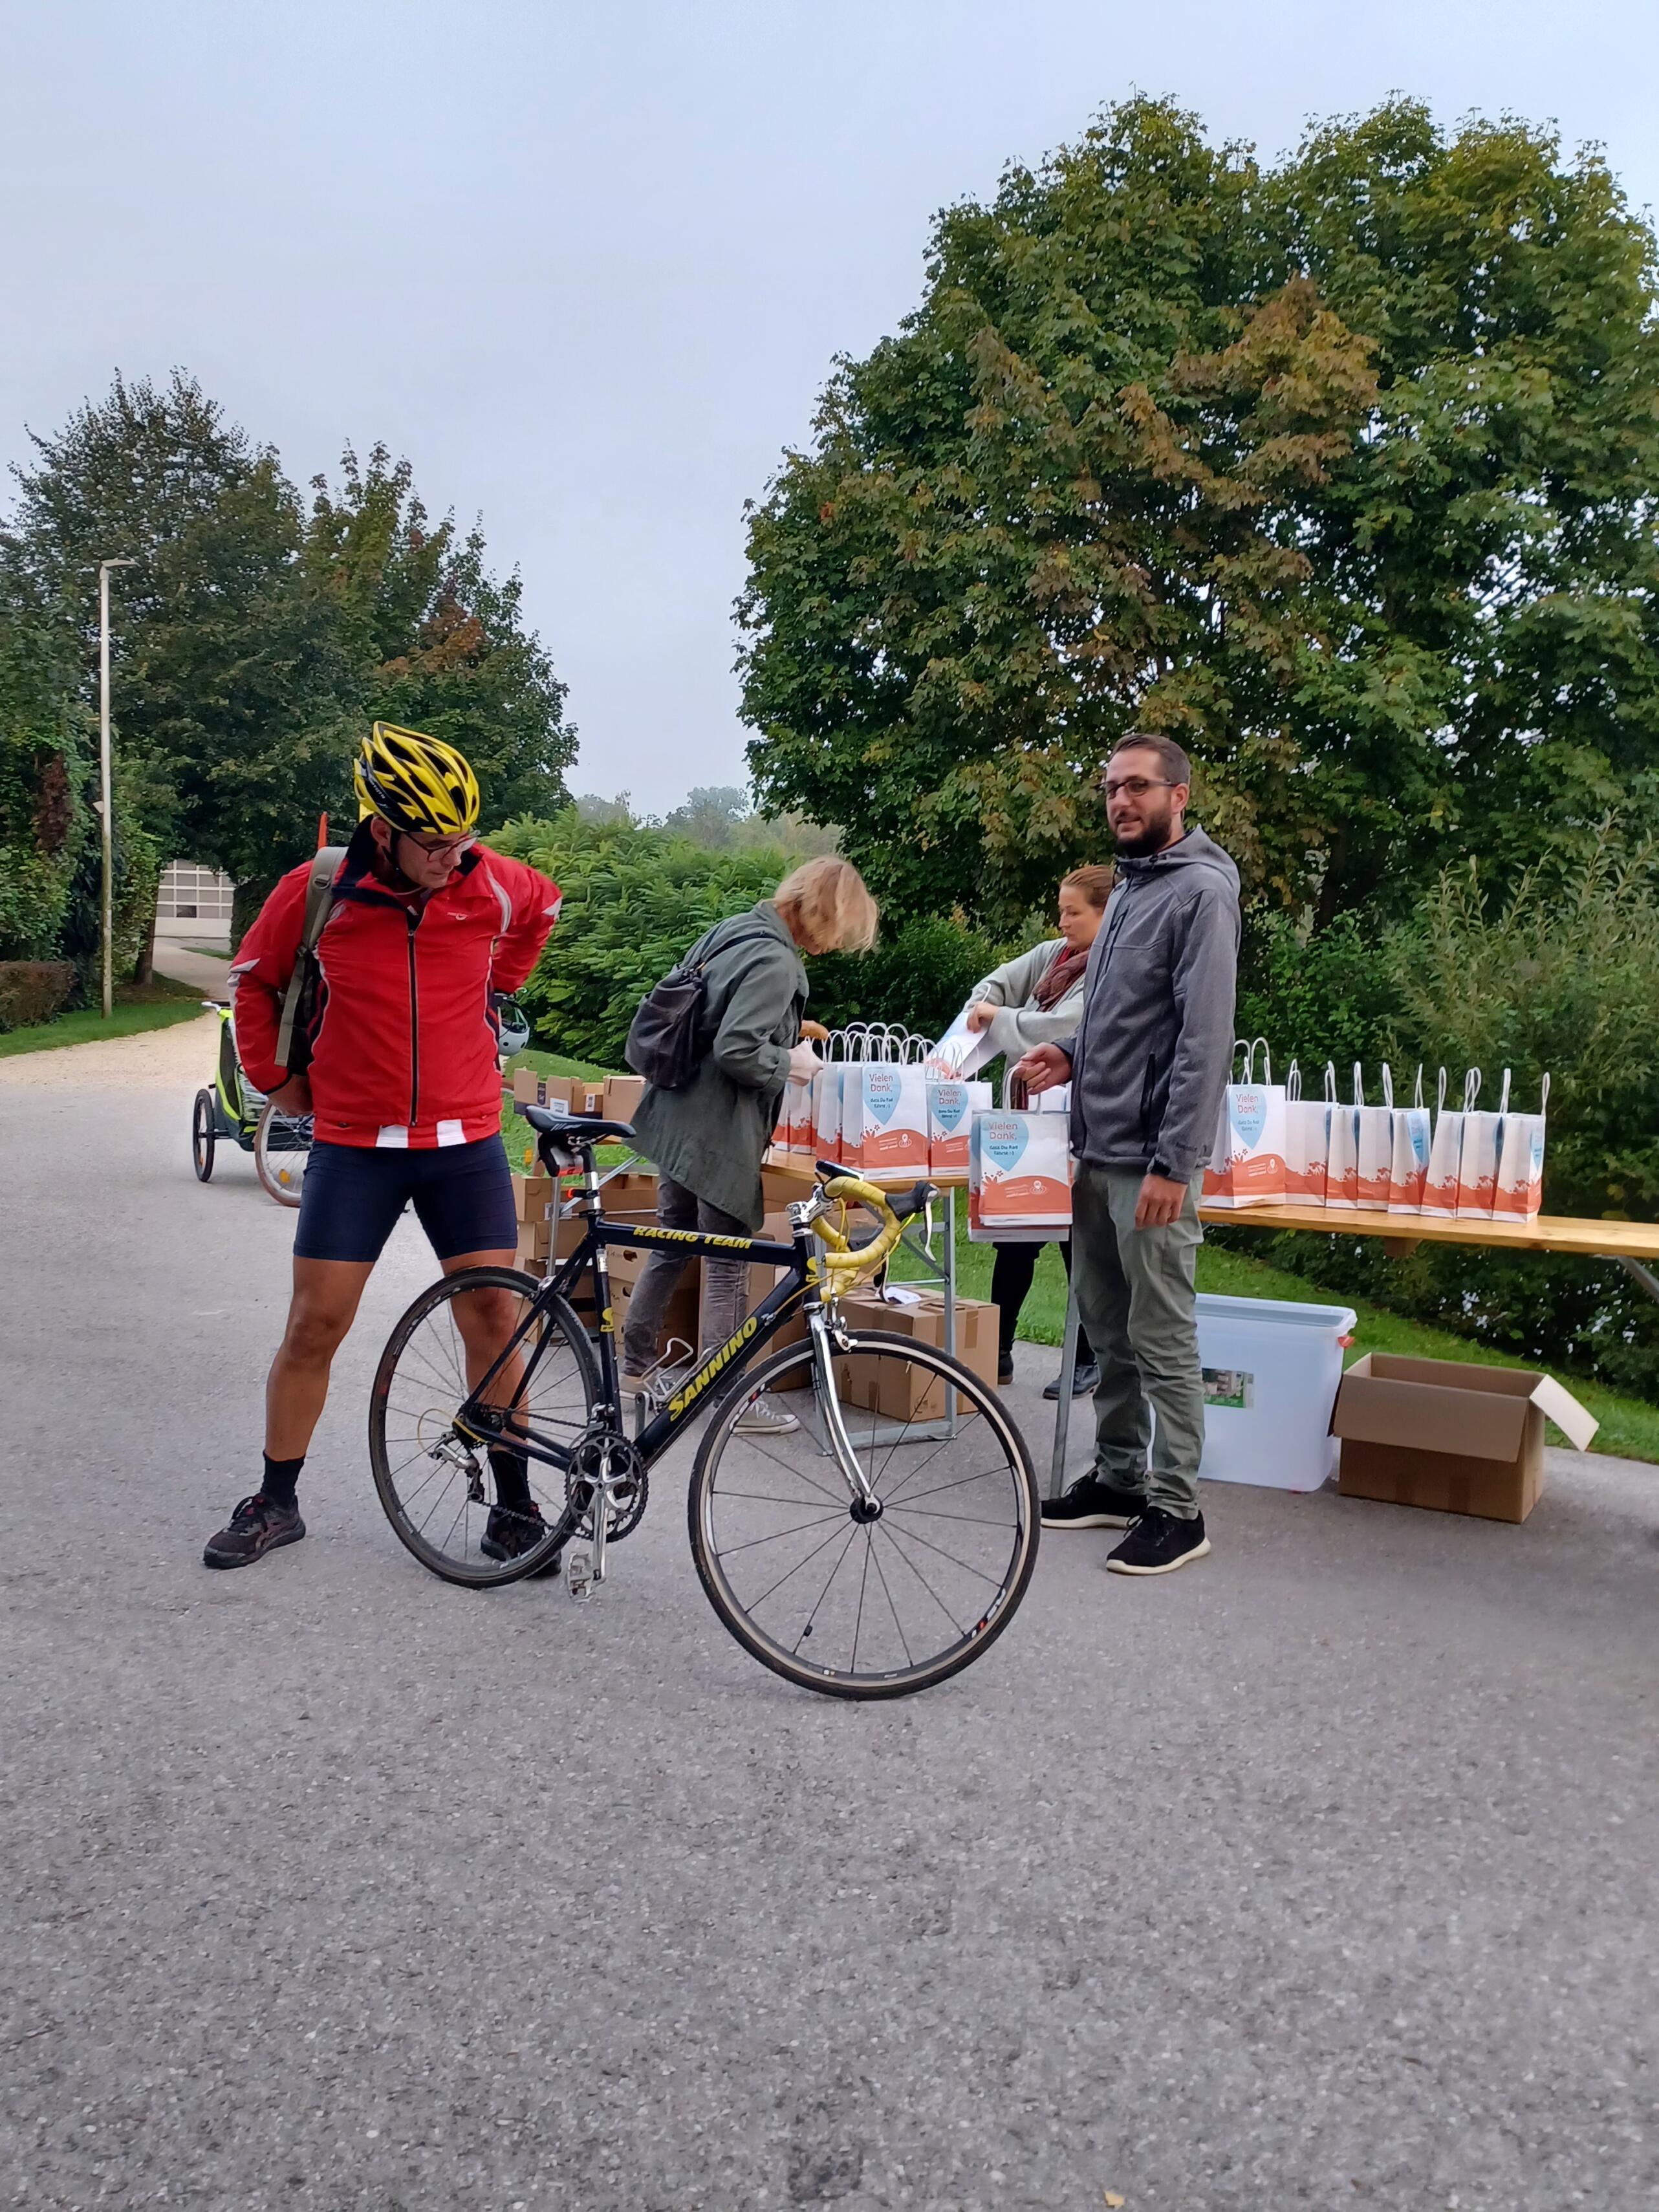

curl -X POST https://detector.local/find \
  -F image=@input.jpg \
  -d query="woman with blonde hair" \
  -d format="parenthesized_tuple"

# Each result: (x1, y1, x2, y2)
(623, 855, 879, 1430)
(964, 863, 1114, 1397)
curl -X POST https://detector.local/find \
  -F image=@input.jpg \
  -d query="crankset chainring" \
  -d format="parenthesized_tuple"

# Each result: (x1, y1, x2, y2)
(566, 1431, 649, 1543)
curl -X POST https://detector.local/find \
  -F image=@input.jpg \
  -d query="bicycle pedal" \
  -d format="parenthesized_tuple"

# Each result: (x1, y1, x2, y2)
(566, 1548, 594, 1602)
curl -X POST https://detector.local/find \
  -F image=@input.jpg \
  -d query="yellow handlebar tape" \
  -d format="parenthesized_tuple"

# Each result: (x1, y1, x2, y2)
(813, 1174, 905, 1289)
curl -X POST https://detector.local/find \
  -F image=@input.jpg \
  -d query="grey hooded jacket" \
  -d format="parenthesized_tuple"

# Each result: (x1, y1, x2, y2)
(1056, 827, 1240, 1182)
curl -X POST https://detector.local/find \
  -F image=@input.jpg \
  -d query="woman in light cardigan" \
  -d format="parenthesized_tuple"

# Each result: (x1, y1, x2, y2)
(966, 864, 1113, 1396)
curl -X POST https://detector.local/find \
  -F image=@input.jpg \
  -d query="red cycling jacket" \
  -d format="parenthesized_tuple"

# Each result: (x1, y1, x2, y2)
(230, 825, 561, 1149)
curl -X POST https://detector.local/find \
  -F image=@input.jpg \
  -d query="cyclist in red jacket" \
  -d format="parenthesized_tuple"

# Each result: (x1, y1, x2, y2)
(202, 724, 561, 1571)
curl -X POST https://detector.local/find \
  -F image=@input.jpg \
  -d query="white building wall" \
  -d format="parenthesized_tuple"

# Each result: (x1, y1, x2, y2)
(155, 861, 235, 946)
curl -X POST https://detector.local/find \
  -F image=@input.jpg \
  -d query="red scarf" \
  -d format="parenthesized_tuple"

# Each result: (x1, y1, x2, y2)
(1033, 942, 1089, 1010)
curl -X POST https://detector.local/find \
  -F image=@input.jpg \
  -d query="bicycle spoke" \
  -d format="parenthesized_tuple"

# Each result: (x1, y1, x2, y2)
(868, 1535, 915, 1669)
(792, 1524, 864, 1654)
(714, 1509, 849, 1558)
(876, 1514, 1008, 1589)
(871, 1522, 972, 1638)
(741, 1519, 855, 1616)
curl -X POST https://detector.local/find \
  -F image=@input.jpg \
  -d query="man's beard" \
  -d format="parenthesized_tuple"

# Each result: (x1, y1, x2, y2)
(1112, 803, 1177, 859)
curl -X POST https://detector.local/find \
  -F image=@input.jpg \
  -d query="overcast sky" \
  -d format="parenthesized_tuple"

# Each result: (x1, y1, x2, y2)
(4, 1, 1657, 812)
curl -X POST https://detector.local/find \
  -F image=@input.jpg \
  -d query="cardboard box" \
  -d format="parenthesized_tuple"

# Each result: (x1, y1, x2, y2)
(833, 1287, 999, 1421)
(1333, 1353, 1597, 1523)
(604, 1074, 646, 1123)
(510, 1068, 581, 1112)
(512, 1172, 555, 1225)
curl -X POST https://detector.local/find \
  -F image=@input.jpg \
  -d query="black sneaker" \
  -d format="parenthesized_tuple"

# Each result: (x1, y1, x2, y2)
(997, 1353, 1015, 1385)
(481, 1500, 563, 1575)
(202, 1493, 306, 1570)
(1043, 1359, 1100, 1401)
(1107, 1506, 1211, 1576)
(1040, 1473, 1146, 1529)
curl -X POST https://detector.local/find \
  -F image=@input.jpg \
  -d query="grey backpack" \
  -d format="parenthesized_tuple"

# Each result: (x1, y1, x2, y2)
(273, 846, 346, 1074)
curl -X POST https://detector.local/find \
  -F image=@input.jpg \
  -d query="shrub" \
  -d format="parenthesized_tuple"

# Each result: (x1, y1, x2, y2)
(488, 811, 1008, 1065)
(1233, 843, 1659, 1398)
(0, 960, 75, 1030)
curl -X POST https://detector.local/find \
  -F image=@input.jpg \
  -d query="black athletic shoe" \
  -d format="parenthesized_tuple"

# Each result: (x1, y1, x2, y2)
(481, 1500, 563, 1576)
(997, 1353, 1015, 1385)
(1107, 1506, 1211, 1576)
(1043, 1359, 1100, 1401)
(202, 1493, 306, 1570)
(1039, 1473, 1146, 1530)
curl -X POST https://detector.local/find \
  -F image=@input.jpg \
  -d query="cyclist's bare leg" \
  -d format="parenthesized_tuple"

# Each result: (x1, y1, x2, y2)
(264, 1257, 376, 1458)
(442, 1247, 543, 1522)
(441, 1246, 523, 1398)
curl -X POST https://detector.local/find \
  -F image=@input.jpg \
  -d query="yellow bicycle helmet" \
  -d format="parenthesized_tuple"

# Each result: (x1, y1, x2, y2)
(354, 722, 481, 838)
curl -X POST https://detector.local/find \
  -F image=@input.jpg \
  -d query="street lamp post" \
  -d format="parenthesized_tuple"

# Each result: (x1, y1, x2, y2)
(98, 558, 136, 1018)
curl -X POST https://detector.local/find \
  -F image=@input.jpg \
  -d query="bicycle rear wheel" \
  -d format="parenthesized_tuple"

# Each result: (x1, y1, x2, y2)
(369, 1266, 596, 1587)
(254, 1101, 313, 1207)
(688, 1328, 1039, 1699)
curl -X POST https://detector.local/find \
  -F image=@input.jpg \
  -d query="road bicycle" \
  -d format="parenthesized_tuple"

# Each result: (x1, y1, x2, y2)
(368, 1105, 1041, 1698)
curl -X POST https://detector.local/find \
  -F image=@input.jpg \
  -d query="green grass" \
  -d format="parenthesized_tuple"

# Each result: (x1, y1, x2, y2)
(0, 975, 206, 1057)
(497, 1045, 623, 1173)
(889, 1200, 1659, 1464)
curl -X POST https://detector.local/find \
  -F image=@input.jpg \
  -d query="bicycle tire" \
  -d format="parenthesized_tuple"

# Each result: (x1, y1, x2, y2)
(369, 1266, 596, 1587)
(191, 1090, 216, 1182)
(688, 1328, 1039, 1700)
(254, 1100, 312, 1208)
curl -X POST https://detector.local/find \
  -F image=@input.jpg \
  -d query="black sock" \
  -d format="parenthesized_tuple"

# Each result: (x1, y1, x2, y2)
(262, 1453, 305, 1511)
(490, 1448, 533, 1515)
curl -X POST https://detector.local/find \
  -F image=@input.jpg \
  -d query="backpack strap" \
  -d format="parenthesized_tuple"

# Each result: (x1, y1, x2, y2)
(274, 847, 346, 1073)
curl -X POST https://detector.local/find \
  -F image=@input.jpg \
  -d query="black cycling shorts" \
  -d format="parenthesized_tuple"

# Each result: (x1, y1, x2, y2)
(293, 1136, 518, 1265)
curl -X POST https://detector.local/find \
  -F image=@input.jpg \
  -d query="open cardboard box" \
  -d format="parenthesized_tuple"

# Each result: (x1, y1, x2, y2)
(1333, 1352, 1598, 1523)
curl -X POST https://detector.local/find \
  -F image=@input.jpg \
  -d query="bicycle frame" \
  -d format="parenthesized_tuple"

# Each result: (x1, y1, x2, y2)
(451, 1153, 887, 1582)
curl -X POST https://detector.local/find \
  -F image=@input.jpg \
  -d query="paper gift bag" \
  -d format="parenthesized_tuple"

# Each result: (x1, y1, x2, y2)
(812, 1061, 845, 1166)
(1355, 1064, 1395, 1210)
(925, 1004, 998, 1081)
(968, 1111, 1073, 1242)
(1201, 1039, 1287, 1209)
(1493, 1074, 1549, 1219)
(1282, 1059, 1332, 1205)
(849, 1063, 931, 1182)
(1387, 1067, 1434, 1213)
(1325, 1063, 1361, 1211)
(927, 1078, 992, 1175)
(1457, 1068, 1510, 1219)
(1422, 1069, 1477, 1218)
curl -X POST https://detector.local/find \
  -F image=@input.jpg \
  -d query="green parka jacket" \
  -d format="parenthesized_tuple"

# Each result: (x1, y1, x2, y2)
(629, 902, 808, 1230)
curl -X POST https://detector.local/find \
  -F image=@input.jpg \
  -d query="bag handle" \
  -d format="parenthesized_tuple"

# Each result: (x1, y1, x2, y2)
(1539, 1072, 1551, 1116)
(1463, 1068, 1482, 1112)
(1437, 1067, 1448, 1115)
(1251, 1035, 1272, 1086)
(1324, 1060, 1338, 1105)
(1497, 1066, 1512, 1116)
(1352, 1060, 1365, 1107)
(1285, 1057, 1303, 1103)
(1380, 1063, 1393, 1112)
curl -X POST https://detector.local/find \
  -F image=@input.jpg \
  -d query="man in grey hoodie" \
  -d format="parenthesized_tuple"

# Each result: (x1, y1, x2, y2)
(1012, 735, 1239, 1576)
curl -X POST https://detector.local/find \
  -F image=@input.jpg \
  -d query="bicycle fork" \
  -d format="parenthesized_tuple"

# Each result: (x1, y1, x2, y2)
(808, 1307, 879, 1509)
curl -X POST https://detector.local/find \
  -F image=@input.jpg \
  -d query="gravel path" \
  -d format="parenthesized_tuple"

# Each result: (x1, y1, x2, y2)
(2, 1025, 1656, 2211)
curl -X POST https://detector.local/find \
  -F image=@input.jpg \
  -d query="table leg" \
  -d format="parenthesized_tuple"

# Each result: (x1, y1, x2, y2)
(1047, 1282, 1082, 1499)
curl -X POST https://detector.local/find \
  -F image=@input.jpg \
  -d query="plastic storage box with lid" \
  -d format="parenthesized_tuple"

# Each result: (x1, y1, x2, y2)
(1194, 1292, 1356, 1491)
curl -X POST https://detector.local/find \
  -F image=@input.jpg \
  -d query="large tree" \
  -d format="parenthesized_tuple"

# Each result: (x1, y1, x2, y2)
(2, 375, 577, 953)
(738, 98, 1659, 926)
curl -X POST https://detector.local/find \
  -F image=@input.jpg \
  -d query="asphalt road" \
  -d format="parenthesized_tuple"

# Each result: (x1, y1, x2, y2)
(3, 1015, 1656, 2211)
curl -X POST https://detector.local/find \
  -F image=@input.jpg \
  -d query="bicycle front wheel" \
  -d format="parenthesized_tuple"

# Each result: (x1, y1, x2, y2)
(254, 1101, 313, 1208)
(689, 1329, 1039, 1699)
(369, 1267, 596, 1587)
